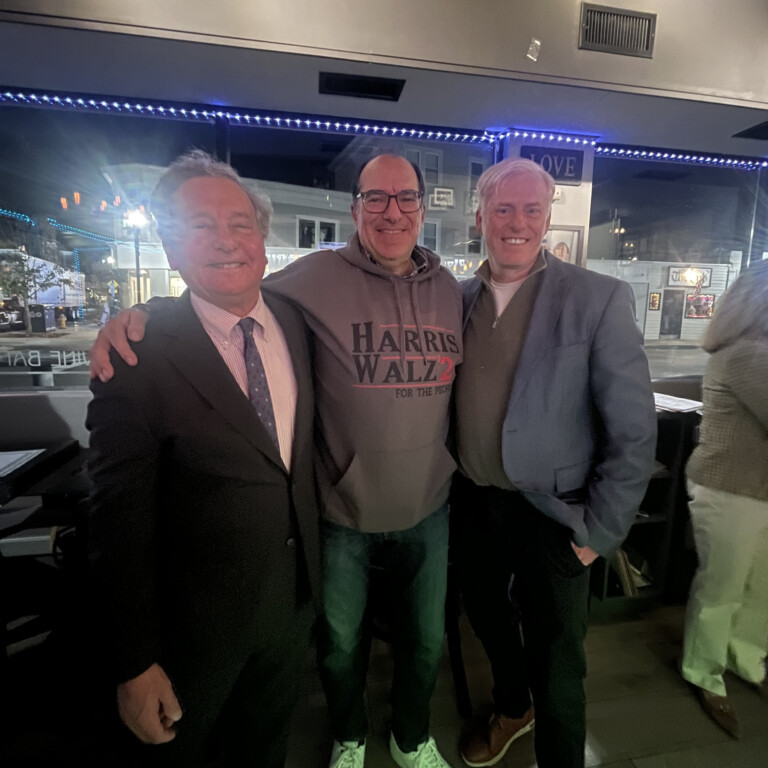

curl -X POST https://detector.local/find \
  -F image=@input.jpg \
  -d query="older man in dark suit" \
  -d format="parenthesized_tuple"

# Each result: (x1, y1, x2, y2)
(87, 151, 320, 767)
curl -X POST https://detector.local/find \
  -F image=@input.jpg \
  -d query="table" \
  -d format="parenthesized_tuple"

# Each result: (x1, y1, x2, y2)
(0, 440, 81, 506)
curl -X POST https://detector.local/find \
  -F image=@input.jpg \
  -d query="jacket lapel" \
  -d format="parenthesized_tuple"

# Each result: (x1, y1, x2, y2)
(159, 293, 286, 471)
(461, 279, 484, 333)
(507, 254, 568, 411)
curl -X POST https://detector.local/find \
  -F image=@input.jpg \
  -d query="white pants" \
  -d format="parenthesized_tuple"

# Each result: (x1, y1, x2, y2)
(681, 482, 768, 696)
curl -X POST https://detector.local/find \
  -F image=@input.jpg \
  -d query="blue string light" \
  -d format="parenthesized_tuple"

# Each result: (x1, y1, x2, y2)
(0, 207, 35, 224)
(45, 218, 116, 244)
(1, 88, 491, 145)
(2, 87, 766, 170)
(498, 129, 598, 147)
(595, 144, 767, 170)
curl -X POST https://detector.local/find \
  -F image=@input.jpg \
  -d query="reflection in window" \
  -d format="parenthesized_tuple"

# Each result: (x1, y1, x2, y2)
(404, 147, 442, 185)
(0, 106, 217, 390)
(684, 293, 715, 319)
(298, 219, 316, 249)
(421, 221, 440, 252)
(588, 158, 760, 267)
(467, 159, 485, 214)
(424, 151, 441, 185)
(0, 107, 492, 390)
(297, 218, 339, 249)
(319, 221, 337, 245)
(467, 224, 482, 255)
(586, 157, 766, 367)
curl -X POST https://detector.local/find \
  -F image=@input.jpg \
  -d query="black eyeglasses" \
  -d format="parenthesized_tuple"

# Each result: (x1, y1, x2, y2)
(355, 189, 423, 213)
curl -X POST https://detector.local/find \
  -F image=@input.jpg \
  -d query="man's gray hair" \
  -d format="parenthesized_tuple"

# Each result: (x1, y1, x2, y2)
(701, 260, 768, 352)
(151, 149, 272, 239)
(476, 157, 556, 214)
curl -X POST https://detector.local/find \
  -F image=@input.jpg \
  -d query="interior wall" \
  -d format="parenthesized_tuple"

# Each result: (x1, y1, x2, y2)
(2, 0, 767, 108)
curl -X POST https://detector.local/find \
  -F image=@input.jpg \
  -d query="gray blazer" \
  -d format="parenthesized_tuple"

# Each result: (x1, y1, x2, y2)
(687, 338, 768, 501)
(462, 252, 657, 556)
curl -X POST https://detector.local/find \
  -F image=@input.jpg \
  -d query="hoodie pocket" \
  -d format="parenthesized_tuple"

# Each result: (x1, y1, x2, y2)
(330, 440, 456, 532)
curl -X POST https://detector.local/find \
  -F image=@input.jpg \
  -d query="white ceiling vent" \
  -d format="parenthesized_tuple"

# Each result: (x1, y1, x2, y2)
(579, 3, 657, 58)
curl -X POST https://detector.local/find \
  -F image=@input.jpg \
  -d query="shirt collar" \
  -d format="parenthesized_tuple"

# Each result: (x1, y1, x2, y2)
(189, 291, 268, 343)
(361, 242, 430, 278)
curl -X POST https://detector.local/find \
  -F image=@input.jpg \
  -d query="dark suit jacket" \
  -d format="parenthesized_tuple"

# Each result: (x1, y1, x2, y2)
(462, 252, 657, 557)
(87, 290, 320, 684)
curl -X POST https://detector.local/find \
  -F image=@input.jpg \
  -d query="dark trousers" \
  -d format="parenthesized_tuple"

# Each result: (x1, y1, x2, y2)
(452, 475, 590, 768)
(124, 602, 314, 768)
(318, 506, 449, 752)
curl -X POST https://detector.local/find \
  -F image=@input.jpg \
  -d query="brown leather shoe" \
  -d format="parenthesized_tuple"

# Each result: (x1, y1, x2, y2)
(460, 706, 535, 767)
(696, 688, 741, 739)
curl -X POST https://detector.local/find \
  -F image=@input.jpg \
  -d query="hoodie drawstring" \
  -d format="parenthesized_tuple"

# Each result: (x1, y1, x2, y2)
(391, 277, 429, 370)
(411, 282, 427, 364)
(391, 276, 408, 370)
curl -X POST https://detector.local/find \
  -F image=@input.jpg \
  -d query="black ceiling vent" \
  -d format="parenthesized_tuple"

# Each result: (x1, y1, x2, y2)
(732, 121, 768, 141)
(319, 72, 405, 102)
(579, 3, 657, 58)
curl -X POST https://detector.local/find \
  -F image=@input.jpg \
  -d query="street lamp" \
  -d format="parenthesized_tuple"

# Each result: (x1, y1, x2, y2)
(126, 209, 148, 304)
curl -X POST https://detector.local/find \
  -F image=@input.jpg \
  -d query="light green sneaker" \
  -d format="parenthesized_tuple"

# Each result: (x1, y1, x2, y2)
(390, 734, 452, 768)
(329, 739, 366, 768)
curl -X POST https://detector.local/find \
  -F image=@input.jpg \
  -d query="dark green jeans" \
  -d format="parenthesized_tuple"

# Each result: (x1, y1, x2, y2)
(452, 475, 590, 768)
(318, 505, 449, 752)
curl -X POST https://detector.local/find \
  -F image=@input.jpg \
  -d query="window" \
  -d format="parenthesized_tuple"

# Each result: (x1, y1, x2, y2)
(420, 220, 440, 253)
(404, 147, 442, 185)
(467, 223, 482, 256)
(467, 159, 486, 214)
(0, 105, 492, 390)
(586, 156, 768, 364)
(469, 160, 485, 185)
(296, 218, 339, 249)
(405, 148, 421, 168)
(0, 106, 217, 390)
(424, 151, 441, 185)
(588, 157, 761, 267)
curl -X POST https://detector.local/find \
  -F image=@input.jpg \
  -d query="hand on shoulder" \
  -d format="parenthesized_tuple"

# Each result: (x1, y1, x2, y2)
(89, 307, 150, 382)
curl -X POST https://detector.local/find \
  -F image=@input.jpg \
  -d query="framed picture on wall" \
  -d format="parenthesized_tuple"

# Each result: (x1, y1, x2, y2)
(685, 293, 715, 319)
(428, 187, 454, 210)
(545, 225, 584, 267)
(648, 292, 661, 311)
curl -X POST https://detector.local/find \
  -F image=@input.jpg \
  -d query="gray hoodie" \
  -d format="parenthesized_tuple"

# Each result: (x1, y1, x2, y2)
(264, 234, 463, 533)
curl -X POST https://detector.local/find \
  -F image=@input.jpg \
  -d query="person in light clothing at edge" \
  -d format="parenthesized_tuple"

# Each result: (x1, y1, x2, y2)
(90, 154, 463, 768)
(452, 158, 657, 768)
(681, 261, 768, 739)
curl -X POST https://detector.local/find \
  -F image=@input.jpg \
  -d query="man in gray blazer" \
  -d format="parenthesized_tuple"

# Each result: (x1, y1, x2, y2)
(452, 158, 657, 768)
(87, 151, 320, 767)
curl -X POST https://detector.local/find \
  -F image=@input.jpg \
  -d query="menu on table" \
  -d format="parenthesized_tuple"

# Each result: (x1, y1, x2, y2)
(0, 449, 46, 477)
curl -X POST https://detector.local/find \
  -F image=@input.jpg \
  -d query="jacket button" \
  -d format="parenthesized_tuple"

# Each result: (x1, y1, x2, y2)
(285, 537, 296, 548)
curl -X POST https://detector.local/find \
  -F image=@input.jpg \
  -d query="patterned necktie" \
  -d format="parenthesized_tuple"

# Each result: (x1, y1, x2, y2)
(237, 317, 279, 452)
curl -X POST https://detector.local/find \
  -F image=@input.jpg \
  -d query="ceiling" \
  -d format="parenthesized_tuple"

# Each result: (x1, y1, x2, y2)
(0, 19, 766, 159)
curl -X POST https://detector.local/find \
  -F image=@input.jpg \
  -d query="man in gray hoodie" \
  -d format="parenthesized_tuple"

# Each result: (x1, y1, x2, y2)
(90, 154, 463, 768)
(265, 155, 462, 768)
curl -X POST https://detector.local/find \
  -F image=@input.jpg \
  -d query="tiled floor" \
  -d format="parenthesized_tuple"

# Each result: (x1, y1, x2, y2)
(286, 604, 768, 767)
(3, 602, 767, 766)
